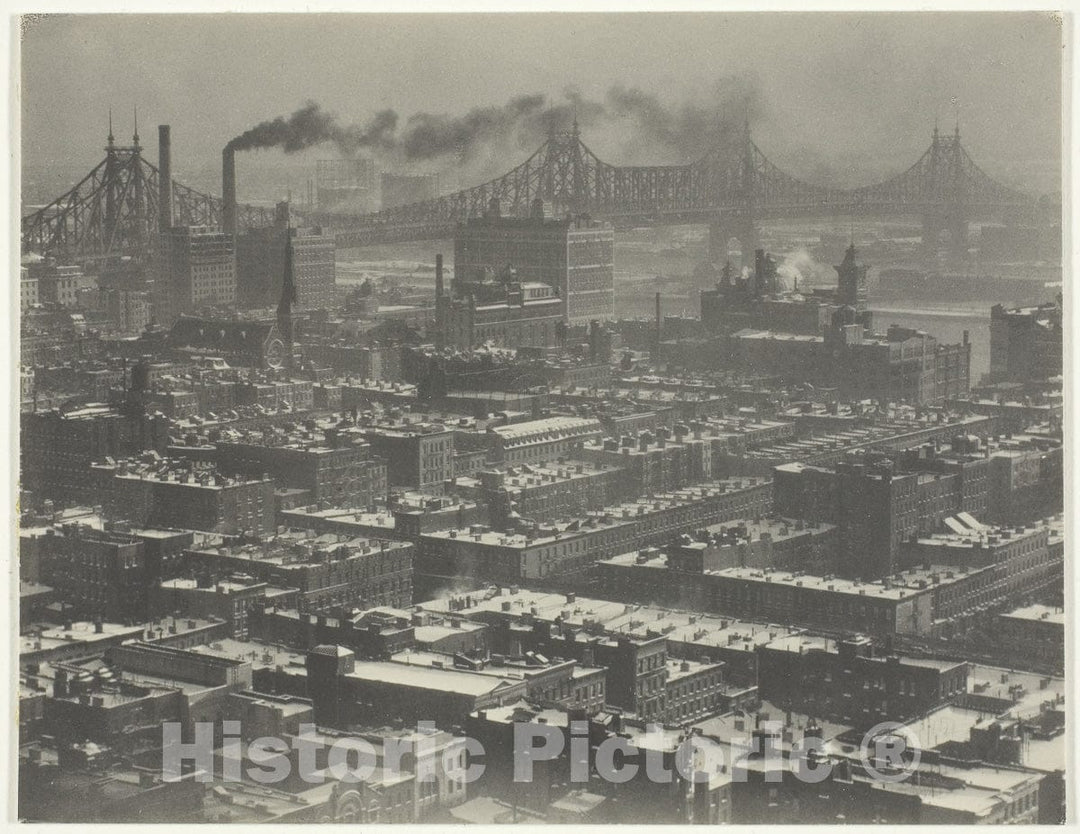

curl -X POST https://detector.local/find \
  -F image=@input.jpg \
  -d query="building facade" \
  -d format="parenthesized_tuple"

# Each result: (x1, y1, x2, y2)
(153, 225, 236, 325)
(454, 205, 614, 324)
(987, 301, 1062, 383)
(236, 204, 336, 311)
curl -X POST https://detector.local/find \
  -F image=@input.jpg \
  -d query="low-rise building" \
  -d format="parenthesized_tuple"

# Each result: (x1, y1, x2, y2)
(31, 524, 147, 623)
(488, 416, 603, 465)
(418, 478, 772, 586)
(899, 515, 1062, 604)
(21, 402, 170, 504)
(182, 531, 413, 614)
(987, 300, 1062, 383)
(213, 430, 387, 509)
(456, 461, 623, 527)
(994, 604, 1064, 673)
(92, 456, 276, 537)
(599, 552, 1018, 639)
(758, 633, 969, 728)
(364, 425, 454, 495)
(153, 576, 282, 639)
(387, 648, 607, 716)
(306, 645, 529, 729)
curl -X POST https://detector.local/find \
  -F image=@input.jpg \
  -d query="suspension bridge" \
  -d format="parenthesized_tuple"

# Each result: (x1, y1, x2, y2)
(22, 119, 1037, 265)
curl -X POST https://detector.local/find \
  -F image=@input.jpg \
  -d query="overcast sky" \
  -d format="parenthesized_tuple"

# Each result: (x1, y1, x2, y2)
(21, 12, 1063, 193)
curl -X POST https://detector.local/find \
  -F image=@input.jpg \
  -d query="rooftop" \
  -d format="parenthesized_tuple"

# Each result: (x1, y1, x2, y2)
(190, 637, 308, 672)
(21, 621, 145, 656)
(490, 415, 601, 443)
(999, 603, 1064, 626)
(763, 633, 967, 671)
(422, 588, 803, 653)
(344, 659, 523, 697)
(190, 531, 409, 568)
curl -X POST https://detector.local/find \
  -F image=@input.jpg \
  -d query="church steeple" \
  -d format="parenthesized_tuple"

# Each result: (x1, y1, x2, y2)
(835, 242, 868, 312)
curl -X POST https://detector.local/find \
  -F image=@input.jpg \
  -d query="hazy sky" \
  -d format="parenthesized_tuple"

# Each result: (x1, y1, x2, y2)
(21, 13, 1063, 194)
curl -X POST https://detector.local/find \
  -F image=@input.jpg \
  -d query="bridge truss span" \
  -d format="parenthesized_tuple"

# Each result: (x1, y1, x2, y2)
(22, 121, 1037, 260)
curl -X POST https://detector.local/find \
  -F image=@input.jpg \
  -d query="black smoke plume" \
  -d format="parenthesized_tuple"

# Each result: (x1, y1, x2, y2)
(228, 74, 764, 178)
(401, 94, 547, 161)
(226, 101, 399, 155)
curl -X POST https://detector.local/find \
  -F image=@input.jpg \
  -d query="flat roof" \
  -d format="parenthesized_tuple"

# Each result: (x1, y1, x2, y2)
(693, 564, 988, 600)
(490, 415, 601, 441)
(421, 588, 802, 653)
(763, 633, 965, 671)
(413, 623, 486, 643)
(999, 603, 1065, 626)
(21, 621, 145, 655)
(190, 637, 307, 672)
(345, 660, 522, 697)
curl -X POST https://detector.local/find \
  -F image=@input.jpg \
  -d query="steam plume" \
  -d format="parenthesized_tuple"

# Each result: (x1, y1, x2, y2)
(777, 247, 835, 291)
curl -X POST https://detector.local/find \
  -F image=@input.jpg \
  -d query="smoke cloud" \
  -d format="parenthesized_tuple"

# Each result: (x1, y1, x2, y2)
(227, 74, 765, 182)
(226, 101, 399, 155)
(776, 247, 836, 291)
(401, 93, 548, 161)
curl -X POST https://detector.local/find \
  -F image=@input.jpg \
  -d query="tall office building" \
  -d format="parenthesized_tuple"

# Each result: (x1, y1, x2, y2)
(235, 202, 336, 311)
(454, 199, 614, 324)
(152, 225, 236, 325)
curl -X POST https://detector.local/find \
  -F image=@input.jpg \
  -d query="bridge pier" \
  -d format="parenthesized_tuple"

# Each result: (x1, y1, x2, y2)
(708, 212, 758, 269)
(922, 208, 969, 263)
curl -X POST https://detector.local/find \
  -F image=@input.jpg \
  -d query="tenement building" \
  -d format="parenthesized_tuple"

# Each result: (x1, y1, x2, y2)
(210, 427, 389, 509)
(774, 455, 971, 580)
(417, 478, 772, 587)
(487, 416, 603, 465)
(90, 456, 276, 537)
(987, 299, 1063, 383)
(363, 424, 454, 495)
(21, 402, 169, 505)
(182, 531, 414, 613)
(596, 556, 1007, 638)
(757, 634, 969, 728)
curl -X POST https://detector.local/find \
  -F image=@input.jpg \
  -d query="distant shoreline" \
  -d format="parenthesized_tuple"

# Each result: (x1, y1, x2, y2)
(869, 306, 989, 320)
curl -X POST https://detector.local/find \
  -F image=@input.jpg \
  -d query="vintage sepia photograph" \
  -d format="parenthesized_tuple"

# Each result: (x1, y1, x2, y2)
(13, 9, 1068, 825)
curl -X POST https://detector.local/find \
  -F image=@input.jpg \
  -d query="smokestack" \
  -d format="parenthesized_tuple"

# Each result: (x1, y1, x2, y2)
(158, 125, 172, 232)
(222, 147, 237, 236)
(435, 253, 446, 350)
(654, 291, 662, 361)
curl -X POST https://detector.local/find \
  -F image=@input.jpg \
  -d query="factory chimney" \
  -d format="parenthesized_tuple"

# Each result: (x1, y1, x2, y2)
(754, 249, 767, 297)
(158, 125, 172, 232)
(222, 147, 237, 236)
(434, 253, 446, 350)
(653, 290, 662, 362)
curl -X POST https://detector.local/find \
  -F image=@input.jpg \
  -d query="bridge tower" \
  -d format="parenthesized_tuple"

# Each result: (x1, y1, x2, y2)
(707, 120, 758, 268)
(100, 111, 151, 259)
(540, 120, 593, 216)
(921, 123, 969, 263)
